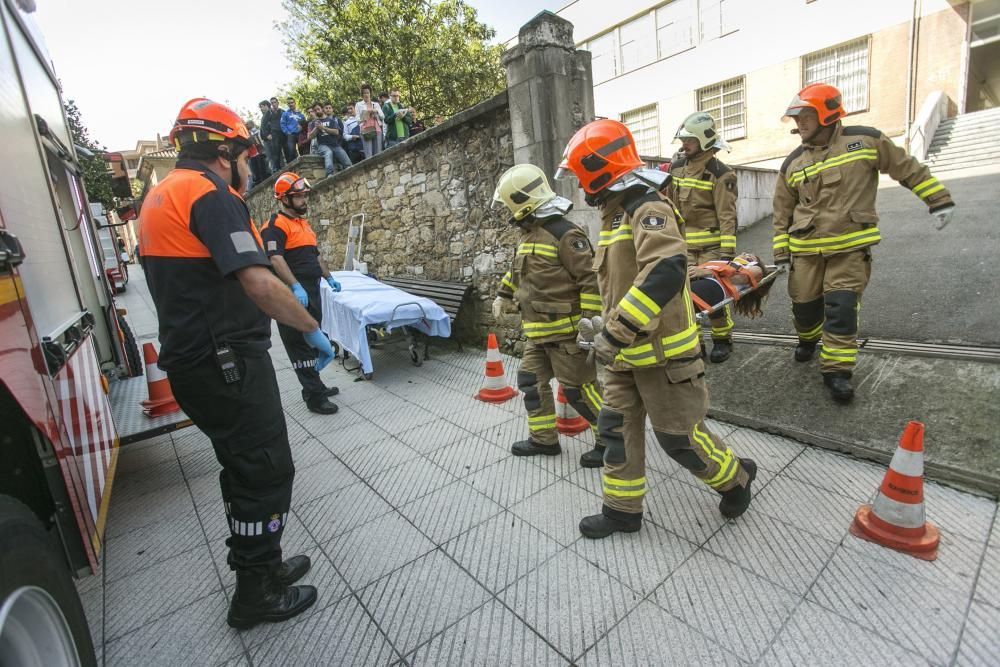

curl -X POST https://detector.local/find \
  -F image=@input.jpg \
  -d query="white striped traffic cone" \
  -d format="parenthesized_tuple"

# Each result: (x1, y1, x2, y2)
(555, 383, 589, 435)
(140, 343, 180, 417)
(850, 421, 939, 561)
(474, 333, 516, 403)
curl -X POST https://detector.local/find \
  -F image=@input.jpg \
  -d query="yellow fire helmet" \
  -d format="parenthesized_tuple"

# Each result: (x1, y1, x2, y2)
(492, 163, 558, 222)
(675, 111, 720, 151)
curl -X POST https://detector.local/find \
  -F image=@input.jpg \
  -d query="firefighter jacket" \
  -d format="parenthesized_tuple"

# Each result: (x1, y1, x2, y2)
(497, 216, 602, 343)
(597, 187, 701, 371)
(669, 150, 738, 256)
(773, 123, 954, 262)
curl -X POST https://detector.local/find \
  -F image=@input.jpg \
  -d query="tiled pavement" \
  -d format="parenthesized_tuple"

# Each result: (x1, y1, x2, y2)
(80, 327, 1000, 666)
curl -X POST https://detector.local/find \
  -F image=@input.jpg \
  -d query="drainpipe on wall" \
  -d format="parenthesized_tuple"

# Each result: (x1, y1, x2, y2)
(904, 0, 921, 151)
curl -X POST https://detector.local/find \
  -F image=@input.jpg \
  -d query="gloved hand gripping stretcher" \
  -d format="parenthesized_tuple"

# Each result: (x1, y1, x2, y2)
(319, 271, 451, 378)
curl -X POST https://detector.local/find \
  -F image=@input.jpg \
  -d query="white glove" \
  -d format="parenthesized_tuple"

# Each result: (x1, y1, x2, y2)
(930, 205, 955, 231)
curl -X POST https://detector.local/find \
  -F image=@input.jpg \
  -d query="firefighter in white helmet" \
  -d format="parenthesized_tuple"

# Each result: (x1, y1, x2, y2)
(492, 164, 605, 468)
(669, 111, 739, 363)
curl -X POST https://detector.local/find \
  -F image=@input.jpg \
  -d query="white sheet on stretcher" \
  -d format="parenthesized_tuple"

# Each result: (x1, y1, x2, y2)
(319, 271, 452, 374)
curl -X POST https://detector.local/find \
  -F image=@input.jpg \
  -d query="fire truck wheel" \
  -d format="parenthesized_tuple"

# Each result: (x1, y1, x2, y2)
(0, 496, 97, 667)
(118, 315, 143, 378)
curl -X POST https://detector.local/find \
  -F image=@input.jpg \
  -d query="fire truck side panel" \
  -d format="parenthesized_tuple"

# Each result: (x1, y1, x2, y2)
(0, 1, 85, 344)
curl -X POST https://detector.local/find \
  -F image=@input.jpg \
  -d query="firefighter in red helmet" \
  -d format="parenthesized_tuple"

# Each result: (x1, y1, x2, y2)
(140, 98, 334, 628)
(556, 118, 756, 539)
(773, 83, 955, 403)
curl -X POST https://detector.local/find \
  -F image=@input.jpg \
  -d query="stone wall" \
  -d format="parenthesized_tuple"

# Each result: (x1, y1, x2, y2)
(245, 93, 521, 345)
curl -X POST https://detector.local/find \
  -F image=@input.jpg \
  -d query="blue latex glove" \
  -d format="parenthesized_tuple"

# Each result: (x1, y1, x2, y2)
(326, 274, 342, 292)
(290, 282, 308, 306)
(303, 329, 335, 371)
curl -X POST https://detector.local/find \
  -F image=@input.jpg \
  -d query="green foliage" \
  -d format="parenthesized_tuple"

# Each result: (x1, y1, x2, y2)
(280, 0, 505, 121)
(64, 99, 115, 208)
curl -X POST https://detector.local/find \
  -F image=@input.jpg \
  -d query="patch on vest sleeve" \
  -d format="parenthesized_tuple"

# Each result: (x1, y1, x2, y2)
(267, 240, 277, 252)
(572, 238, 589, 251)
(846, 141, 863, 152)
(639, 215, 666, 230)
(231, 231, 260, 254)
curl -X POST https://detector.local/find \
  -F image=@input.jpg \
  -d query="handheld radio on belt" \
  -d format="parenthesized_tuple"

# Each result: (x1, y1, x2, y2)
(204, 307, 242, 384)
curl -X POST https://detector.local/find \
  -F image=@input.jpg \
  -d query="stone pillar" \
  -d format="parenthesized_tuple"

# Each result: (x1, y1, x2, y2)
(502, 11, 599, 237)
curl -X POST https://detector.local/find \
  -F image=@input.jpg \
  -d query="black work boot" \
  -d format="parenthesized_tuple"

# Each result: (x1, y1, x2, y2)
(719, 458, 757, 519)
(227, 570, 318, 629)
(709, 340, 733, 363)
(580, 505, 642, 539)
(511, 439, 561, 456)
(274, 554, 311, 586)
(323, 386, 340, 397)
(823, 372, 854, 404)
(307, 397, 339, 415)
(579, 445, 606, 469)
(794, 341, 817, 362)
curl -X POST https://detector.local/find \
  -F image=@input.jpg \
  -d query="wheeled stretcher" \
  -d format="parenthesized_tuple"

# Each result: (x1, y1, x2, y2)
(319, 271, 451, 379)
(693, 264, 786, 322)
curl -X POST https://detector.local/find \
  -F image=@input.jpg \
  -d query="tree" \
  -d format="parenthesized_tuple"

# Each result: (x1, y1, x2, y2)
(64, 99, 115, 208)
(281, 0, 505, 121)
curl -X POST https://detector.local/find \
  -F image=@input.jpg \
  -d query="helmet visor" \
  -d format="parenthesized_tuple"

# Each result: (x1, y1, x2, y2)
(289, 177, 311, 194)
(783, 94, 810, 118)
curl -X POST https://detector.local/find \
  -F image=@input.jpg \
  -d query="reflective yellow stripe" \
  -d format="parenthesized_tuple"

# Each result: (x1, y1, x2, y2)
(674, 177, 714, 191)
(789, 228, 881, 253)
(501, 272, 516, 291)
(787, 149, 878, 185)
(773, 233, 790, 251)
(603, 475, 646, 497)
(580, 293, 603, 311)
(615, 323, 701, 366)
(912, 177, 939, 194)
(719, 235, 736, 250)
(693, 425, 738, 488)
(598, 225, 634, 247)
(820, 347, 857, 362)
(685, 230, 721, 239)
(582, 382, 603, 410)
(799, 322, 823, 341)
(691, 424, 724, 467)
(523, 315, 580, 338)
(619, 286, 661, 327)
(917, 184, 944, 200)
(710, 307, 734, 337)
(528, 414, 557, 431)
(518, 243, 559, 258)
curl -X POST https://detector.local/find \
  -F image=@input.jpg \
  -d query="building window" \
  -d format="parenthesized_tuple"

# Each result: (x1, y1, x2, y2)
(588, 31, 618, 84)
(656, 0, 696, 59)
(697, 76, 745, 140)
(619, 13, 655, 73)
(127, 159, 139, 170)
(802, 36, 870, 113)
(621, 104, 660, 156)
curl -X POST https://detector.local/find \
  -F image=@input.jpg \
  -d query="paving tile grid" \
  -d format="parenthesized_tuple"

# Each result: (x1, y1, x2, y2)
(78, 334, 1000, 666)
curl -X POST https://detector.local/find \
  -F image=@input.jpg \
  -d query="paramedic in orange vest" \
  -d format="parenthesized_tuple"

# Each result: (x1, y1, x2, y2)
(138, 98, 334, 629)
(260, 173, 342, 415)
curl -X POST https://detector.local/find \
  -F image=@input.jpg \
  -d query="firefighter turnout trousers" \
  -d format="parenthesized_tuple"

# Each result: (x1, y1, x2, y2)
(518, 339, 603, 446)
(277, 278, 327, 404)
(688, 246, 734, 342)
(168, 351, 293, 575)
(788, 249, 871, 374)
(600, 359, 749, 514)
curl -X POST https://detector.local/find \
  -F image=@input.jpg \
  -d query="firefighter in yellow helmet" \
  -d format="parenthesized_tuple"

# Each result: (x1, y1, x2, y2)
(774, 83, 955, 403)
(670, 111, 739, 363)
(556, 119, 755, 539)
(492, 164, 606, 468)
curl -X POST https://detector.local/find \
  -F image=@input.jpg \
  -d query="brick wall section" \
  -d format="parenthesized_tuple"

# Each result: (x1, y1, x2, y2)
(245, 93, 520, 346)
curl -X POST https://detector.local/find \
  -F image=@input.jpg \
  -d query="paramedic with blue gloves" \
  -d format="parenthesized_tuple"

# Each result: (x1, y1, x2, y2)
(261, 172, 341, 414)
(139, 99, 329, 629)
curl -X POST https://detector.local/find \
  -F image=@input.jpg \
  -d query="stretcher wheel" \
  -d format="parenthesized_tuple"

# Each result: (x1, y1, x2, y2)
(409, 346, 422, 367)
(330, 341, 341, 359)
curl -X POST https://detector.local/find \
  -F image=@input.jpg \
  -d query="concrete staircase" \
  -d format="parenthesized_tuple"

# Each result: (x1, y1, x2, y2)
(924, 106, 1000, 172)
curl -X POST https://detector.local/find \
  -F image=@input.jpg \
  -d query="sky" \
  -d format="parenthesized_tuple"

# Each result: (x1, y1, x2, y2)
(31, 0, 565, 152)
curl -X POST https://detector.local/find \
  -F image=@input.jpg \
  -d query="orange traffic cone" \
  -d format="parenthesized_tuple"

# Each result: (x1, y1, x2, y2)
(555, 383, 589, 435)
(850, 421, 939, 561)
(140, 343, 180, 417)
(474, 333, 517, 403)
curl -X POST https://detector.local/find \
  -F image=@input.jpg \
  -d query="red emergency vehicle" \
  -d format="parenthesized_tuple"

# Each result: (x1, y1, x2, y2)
(0, 2, 187, 664)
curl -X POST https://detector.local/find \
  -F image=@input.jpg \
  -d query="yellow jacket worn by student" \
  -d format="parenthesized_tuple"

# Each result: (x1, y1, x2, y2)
(493, 164, 605, 468)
